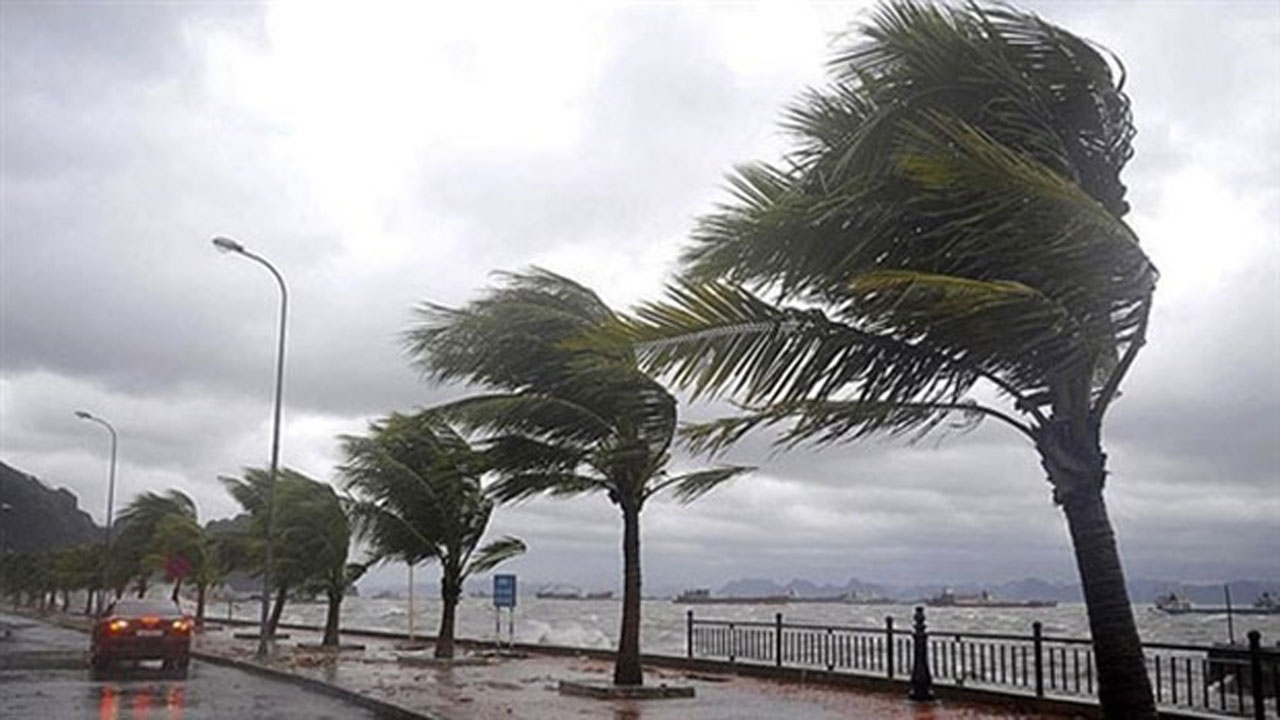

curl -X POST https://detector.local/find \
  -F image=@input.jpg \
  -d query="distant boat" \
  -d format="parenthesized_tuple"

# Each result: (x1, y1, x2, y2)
(534, 586, 614, 601)
(1154, 592, 1192, 612)
(925, 589, 1056, 609)
(673, 588, 789, 605)
(535, 585, 582, 600)
(1156, 591, 1280, 616)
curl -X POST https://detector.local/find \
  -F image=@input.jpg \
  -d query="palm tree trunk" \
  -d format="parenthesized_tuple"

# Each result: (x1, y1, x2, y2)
(435, 573, 459, 659)
(195, 581, 207, 627)
(267, 584, 288, 637)
(1040, 415, 1155, 719)
(613, 503, 643, 686)
(323, 589, 343, 646)
(1061, 489, 1155, 719)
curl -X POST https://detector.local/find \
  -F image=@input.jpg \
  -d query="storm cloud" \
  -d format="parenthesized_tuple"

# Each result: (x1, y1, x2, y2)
(1, 1, 1276, 593)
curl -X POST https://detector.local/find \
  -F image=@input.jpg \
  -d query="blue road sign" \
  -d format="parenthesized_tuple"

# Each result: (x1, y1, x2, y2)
(493, 574, 517, 608)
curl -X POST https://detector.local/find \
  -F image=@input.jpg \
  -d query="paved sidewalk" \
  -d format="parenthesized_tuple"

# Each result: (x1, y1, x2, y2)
(194, 624, 1066, 720)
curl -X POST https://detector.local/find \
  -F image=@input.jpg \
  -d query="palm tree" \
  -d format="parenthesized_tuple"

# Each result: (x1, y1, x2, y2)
(115, 490, 199, 600)
(405, 270, 751, 684)
(340, 412, 526, 659)
(278, 478, 360, 647)
(222, 468, 354, 639)
(612, 2, 1156, 715)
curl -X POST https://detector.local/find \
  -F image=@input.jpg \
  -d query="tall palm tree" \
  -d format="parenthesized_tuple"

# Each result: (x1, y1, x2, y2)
(611, 2, 1156, 716)
(340, 412, 526, 659)
(405, 270, 751, 685)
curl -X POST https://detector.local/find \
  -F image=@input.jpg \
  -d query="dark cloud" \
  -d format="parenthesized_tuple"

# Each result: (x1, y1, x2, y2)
(2, 2, 1276, 592)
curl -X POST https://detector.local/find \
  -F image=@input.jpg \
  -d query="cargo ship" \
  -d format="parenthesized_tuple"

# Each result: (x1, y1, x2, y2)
(924, 589, 1057, 609)
(673, 588, 789, 605)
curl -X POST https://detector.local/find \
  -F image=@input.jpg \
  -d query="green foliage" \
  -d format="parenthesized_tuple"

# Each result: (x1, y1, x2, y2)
(339, 412, 524, 579)
(618, 0, 1154, 450)
(221, 468, 351, 592)
(406, 269, 751, 510)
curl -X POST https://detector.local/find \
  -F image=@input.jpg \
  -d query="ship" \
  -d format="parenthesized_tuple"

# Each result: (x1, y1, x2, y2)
(673, 588, 789, 605)
(1155, 591, 1280, 616)
(925, 589, 1057, 609)
(534, 585, 615, 601)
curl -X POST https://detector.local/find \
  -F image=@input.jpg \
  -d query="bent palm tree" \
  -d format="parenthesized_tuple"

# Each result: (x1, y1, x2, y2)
(115, 490, 199, 601)
(613, 2, 1156, 716)
(405, 269, 751, 685)
(340, 413, 525, 659)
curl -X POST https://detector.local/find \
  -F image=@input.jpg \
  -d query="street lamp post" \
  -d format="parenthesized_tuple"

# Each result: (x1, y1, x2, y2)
(75, 410, 118, 615)
(1, 502, 12, 554)
(212, 235, 288, 659)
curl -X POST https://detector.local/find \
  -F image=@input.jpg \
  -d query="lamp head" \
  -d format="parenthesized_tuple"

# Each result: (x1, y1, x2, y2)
(74, 410, 93, 420)
(212, 236, 245, 254)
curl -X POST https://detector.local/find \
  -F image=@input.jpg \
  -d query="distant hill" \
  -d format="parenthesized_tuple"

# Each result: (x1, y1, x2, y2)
(0, 460, 102, 552)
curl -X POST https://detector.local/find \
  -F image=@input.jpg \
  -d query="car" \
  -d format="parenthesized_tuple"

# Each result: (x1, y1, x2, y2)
(91, 598, 193, 677)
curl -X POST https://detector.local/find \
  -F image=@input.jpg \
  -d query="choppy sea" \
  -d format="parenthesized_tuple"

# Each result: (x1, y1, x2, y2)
(216, 595, 1280, 653)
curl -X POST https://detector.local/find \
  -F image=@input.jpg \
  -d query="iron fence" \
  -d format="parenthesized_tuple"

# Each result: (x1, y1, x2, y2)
(687, 609, 1278, 718)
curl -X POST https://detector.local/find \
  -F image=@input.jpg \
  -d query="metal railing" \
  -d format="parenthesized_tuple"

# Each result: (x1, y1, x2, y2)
(687, 609, 1279, 718)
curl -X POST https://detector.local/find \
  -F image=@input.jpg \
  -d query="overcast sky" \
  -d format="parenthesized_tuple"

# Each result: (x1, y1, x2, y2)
(1, 1, 1276, 594)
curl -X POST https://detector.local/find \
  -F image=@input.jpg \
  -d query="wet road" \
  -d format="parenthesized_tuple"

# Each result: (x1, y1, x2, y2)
(0, 612, 383, 719)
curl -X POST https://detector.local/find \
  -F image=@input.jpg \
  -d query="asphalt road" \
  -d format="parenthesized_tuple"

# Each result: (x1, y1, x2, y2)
(0, 612, 383, 719)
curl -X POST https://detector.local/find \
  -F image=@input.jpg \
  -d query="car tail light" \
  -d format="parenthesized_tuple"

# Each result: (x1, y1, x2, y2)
(171, 619, 192, 633)
(108, 619, 129, 633)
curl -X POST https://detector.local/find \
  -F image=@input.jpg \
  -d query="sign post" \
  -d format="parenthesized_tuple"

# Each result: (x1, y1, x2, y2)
(493, 574, 517, 648)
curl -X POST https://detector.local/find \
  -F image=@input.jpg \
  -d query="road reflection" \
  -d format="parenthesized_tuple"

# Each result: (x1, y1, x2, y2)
(96, 678, 186, 720)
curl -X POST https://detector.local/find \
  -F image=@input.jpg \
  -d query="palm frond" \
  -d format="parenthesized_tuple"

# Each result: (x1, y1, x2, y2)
(648, 466, 753, 504)
(464, 536, 527, 577)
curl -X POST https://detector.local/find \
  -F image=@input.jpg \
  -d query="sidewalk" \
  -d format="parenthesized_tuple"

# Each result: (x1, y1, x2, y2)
(194, 623, 1067, 720)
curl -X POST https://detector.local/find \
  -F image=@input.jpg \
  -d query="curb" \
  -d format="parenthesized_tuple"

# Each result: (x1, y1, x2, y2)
(190, 650, 447, 720)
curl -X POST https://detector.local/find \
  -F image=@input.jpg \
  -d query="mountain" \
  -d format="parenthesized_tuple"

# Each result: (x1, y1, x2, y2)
(0, 460, 102, 552)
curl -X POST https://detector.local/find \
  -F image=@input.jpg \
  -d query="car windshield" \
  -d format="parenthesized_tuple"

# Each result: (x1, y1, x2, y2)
(109, 600, 182, 617)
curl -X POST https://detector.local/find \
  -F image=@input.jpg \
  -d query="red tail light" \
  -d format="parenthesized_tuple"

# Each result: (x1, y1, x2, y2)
(171, 619, 192, 634)
(107, 619, 129, 633)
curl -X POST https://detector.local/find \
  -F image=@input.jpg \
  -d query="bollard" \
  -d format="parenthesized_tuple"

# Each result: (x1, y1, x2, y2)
(886, 616, 895, 679)
(1247, 631, 1263, 720)
(775, 612, 784, 668)
(909, 606, 935, 701)
(686, 610, 693, 660)
(1032, 621, 1044, 698)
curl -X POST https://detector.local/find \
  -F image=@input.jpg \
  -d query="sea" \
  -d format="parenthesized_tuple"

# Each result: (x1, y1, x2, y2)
(215, 595, 1280, 654)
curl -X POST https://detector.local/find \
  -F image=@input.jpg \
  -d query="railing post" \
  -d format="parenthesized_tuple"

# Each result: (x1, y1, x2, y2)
(1032, 621, 1044, 698)
(1248, 630, 1264, 720)
(886, 615, 895, 680)
(909, 606, 935, 701)
(775, 612, 783, 668)
(686, 610, 693, 659)
(728, 622, 736, 664)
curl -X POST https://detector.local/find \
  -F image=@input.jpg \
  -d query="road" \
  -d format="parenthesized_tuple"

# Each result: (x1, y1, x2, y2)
(0, 611, 384, 719)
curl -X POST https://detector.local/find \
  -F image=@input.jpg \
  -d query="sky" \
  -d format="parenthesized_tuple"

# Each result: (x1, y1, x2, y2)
(1, 0, 1277, 595)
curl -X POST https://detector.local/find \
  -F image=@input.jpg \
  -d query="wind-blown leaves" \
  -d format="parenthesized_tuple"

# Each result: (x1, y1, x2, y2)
(621, 0, 1155, 448)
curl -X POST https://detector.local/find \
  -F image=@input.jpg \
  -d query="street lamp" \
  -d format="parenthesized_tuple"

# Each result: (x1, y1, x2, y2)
(212, 235, 288, 659)
(75, 410, 117, 615)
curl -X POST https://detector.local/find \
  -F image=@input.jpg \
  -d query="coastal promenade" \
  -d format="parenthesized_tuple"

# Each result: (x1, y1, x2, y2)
(5, 605, 1060, 719)
(193, 621, 1063, 719)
